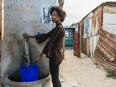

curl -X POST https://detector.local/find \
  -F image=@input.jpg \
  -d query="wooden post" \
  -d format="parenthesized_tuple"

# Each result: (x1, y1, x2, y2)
(78, 22, 82, 58)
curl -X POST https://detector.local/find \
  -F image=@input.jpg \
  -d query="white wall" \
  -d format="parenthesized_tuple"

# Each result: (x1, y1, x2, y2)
(1, 0, 57, 79)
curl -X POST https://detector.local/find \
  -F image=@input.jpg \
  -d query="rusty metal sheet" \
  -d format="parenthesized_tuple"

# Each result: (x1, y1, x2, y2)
(90, 35, 99, 57)
(94, 48, 116, 71)
(99, 32, 116, 49)
(92, 7, 102, 36)
(78, 2, 116, 71)
(100, 30, 116, 43)
(83, 16, 93, 38)
(102, 12, 116, 35)
(88, 18, 92, 37)
(94, 59, 116, 70)
(79, 21, 84, 38)
(96, 7, 103, 31)
(89, 36, 94, 57)
(82, 12, 93, 38)
(99, 37, 115, 57)
(86, 38, 90, 56)
(97, 43, 115, 62)
(106, 32, 116, 43)
(74, 32, 79, 56)
(78, 21, 83, 57)
(81, 38, 86, 54)
(95, 30, 116, 62)
(92, 35, 99, 56)
(79, 21, 85, 54)
(85, 13, 93, 19)
(103, 6, 116, 14)
(80, 7, 101, 57)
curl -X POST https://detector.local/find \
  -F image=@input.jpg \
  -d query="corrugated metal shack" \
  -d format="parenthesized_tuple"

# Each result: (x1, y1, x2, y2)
(75, 2, 116, 71)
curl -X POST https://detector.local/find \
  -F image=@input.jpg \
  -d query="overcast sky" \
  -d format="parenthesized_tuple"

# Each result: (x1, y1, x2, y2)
(63, 0, 116, 26)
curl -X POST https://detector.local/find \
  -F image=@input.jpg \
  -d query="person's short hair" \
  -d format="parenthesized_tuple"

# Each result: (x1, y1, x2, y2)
(50, 6, 66, 22)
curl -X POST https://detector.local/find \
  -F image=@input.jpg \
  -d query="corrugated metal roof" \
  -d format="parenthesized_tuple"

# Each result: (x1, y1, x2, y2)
(102, 2, 116, 6)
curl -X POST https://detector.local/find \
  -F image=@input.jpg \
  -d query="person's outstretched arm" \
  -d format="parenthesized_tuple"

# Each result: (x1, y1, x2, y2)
(23, 33, 35, 38)
(22, 30, 53, 43)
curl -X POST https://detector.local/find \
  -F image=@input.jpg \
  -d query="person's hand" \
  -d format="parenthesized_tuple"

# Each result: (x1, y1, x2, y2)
(22, 33, 30, 39)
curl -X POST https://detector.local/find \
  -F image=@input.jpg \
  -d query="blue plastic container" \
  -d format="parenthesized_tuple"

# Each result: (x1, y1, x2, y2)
(19, 64, 39, 82)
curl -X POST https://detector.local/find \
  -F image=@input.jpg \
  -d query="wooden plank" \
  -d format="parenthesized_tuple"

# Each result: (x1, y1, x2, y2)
(94, 59, 116, 70)
(97, 43, 115, 61)
(94, 57, 116, 68)
(100, 30, 116, 43)
(94, 49, 116, 68)
(100, 34, 116, 48)
(94, 54, 116, 66)
(103, 6, 116, 14)
(99, 37, 116, 57)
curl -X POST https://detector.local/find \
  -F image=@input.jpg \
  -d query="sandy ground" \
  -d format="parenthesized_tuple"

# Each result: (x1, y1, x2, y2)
(59, 47, 116, 87)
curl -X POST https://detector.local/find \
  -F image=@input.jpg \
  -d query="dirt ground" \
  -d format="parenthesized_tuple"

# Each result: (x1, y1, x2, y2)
(59, 47, 116, 87)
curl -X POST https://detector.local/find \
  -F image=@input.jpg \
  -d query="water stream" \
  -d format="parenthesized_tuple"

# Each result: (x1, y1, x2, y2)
(23, 39, 31, 66)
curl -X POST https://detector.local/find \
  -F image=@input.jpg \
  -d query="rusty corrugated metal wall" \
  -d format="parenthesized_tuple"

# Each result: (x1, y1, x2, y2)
(89, 7, 102, 57)
(79, 6, 102, 57)
(77, 2, 116, 71)
(93, 2, 116, 70)
(78, 21, 83, 57)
